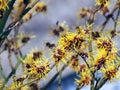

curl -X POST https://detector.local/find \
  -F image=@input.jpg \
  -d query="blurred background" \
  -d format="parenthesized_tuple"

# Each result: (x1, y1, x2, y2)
(1, 0, 120, 90)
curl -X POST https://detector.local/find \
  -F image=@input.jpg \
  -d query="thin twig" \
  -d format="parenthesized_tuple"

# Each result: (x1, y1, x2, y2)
(41, 64, 68, 90)
(0, 62, 6, 80)
(100, 2, 120, 33)
(2, 55, 26, 89)
(0, 0, 40, 47)
(114, 8, 120, 31)
(96, 78, 108, 90)
(8, 52, 14, 70)
(87, 6, 100, 90)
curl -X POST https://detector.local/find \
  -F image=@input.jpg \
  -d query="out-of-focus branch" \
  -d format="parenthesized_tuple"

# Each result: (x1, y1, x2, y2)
(41, 64, 68, 90)
(75, 85, 84, 90)
(100, 1, 120, 33)
(0, 0, 39, 47)
(0, 0, 16, 34)
(8, 52, 14, 70)
(2, 55, 26, 88)
(113, 8, 120, 31)
(95, 78, 108, 90)
(21, 0, 39, 17)
(12, 0, 30, 24)
(0, 62, 6, 80)
(87, 6, 100, 90)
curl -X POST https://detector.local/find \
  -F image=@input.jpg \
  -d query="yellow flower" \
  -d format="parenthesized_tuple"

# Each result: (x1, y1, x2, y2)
(34, 2, 47, 13)
(93, 41, 117, 70)
(20, 86, 31, 90)
(69, 55, 80, 72)
(0, 79, 4, 89)
(95, 49, 107, 58)
(22, 13, 33, 23)
(53, 48, 68, 63)
(96, 37, 113, 51)
(23, 50, 50, 80)
(95, 0, 110, 7)
(93, 49, 107, 69)
(58, 31, 86, 52)
(58, 31, 76, 50)
(50, 21, 69, 36)
(75, 68, 91, 87)
(101, 64, 119, 81)
(6, 76, 26, 90)
(0, 0, 8, 11)
(77, 8, 90, 19)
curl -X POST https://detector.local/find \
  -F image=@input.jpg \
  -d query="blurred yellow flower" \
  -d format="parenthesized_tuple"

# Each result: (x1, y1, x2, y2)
(69, 55, 80, 72)
(75, 68, 91, 87)
(93, 49, 107, 69)
(0, 0, 8, 11)
(96, 37, 113, 51)
(77, 8, 90, 19)
(95, 0, 110, 7)
(101, 64, 119, 80)
(34, 2, 47, 13)
(23, 50, 50, 80)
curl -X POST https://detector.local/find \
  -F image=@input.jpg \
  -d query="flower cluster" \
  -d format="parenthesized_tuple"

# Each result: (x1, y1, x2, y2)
(75, 66, 91, 88)
(92, 37, 118, 80)
(6, 76, 30, 90)
(101, 63, 119, 80)
(96, 37, 113, 51)
(51, 25, 89, 71)
(58, 29, 87, 52)
(51, 21, 120, 88)
(52, 47, 74, 64)
(23, 50, 50, 79)
(6, 49, 50, 90)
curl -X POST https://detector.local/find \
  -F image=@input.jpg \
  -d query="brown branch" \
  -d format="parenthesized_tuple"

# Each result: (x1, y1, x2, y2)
(100, 2, 120, 33)
(41, 64, 68, 90)
(87, 6, 101, 90)
(0, 0, 40, 47)
(8, 52, 14, 70)
(95, 78, 108, 90)
(114, 8, 120, 31)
